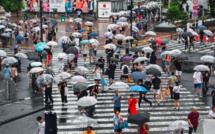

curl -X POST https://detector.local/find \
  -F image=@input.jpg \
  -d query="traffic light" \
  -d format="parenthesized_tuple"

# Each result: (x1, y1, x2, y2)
(61, 15, 65, 22)
(24, 14, 27, 20)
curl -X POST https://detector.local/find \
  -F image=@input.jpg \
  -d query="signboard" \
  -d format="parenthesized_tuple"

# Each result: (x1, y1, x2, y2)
(49, 0, 65, 12)
(193, 6, 198, 10)
(98, 2, 111, 18)
(193, 0, 198, 4)
(193, 12, 197, 17)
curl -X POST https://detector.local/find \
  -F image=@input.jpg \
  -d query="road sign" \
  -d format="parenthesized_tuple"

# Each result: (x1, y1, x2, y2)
(193, 6, 198, 10)
(193, 12, 197, 17)
(193, 0, 198, 4)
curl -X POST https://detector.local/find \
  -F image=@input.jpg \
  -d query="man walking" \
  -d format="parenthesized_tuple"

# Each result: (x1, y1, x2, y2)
(45, 81, 54, 105)
(188, 107, 199, 134)
(58, 79, 68, 105)
(175, 59, 183, 82)
(138, 80, 152, 107)
(166, 72, 178, 99)
(151, 76, 162, 105)
(113, 90, 122, 113)
(193, 70, 203, 97)
(37, 116, 45, 134)
(83, 126, 95, 134)
(41, 49, 48, 68)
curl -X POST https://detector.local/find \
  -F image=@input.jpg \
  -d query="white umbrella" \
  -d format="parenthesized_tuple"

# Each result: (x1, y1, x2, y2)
(204, 30, 213, 36)
(171, 49, 182, 56)
(196, 119, 215, 134)
(72, 32, 82, 38)
(118, 17, 127, 22)
(58, 53, 67, 58)
(70, 76, 87, 85)
(30, 19, 37, 23)
(142, 47, 154, 53)
(161, 51, 174, 56)
(2, 57, 18, 64)
(89, 39, 99, 46)
(200, 55, 215, 63)
(146, 64, 163, 72)
(77, 96, 97, 107)
(5, 12, 11, 17)
(29, 67, 44, 73)
(4, 28, 12, 32)
(19, 20, 23, 24)
(32, 27, 40, 32)
(104, 32, 113, 37)
(0, 50, 7, 57)
(193, 65, 210, 71)
(0, 25, 5, 29)
(11, 23, 17, 27)
(176, 28, 183, 33)
(47, 41, 58, 46)
(42, 25, 48, 29)
(54, 72, 72, 83)
(0, 16, 6, 19)
(104, 43, 117, 50)
(58, 36, 71, 44)
(117, 22, 129, 26)
(107, 24, 119, 30)
(187, 28, 194, 33)
(115, 34, 125, 39)
(75, 18, 82, 21)
(130, 25, 139, 32)
(1, 33, 10, 37)
(191, 31, 199, 36)
(67, 54, 75, 61)
(85, 21, 93, 26)
(109, 82, 129, 90)
(123, 36, 134, 41)
(146, 31, 157, 36)
(14, 53, 28, 59)
(75, 66, 89, 75)
(168, 120, 189, 131)
(133, 57, 149, 63)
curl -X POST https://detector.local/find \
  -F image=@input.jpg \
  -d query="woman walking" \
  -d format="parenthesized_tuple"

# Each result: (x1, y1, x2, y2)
(89, 44, 95, 63)
(164, 54, 171, 75)
(113, 111, 123, 134)
(173, 82, 181, 110)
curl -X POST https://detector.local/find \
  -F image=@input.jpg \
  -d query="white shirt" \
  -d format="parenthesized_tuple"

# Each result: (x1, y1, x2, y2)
(193, 72, 202, 84)
(121, 65, 129, 75)
(75, 38, 79, 46)
(90, 2, 93, 10)
(94, 68, 102, 79)
(19, 31, 24, 37)
(173, 86, 181, 93)
(83, 45, 88, 54)
(38, 122, 45, 134)
(208, 111, 215, 119)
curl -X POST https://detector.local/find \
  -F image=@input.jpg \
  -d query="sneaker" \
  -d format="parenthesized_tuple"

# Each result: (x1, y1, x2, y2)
(195, 93, 198, 97)
(199, 95, 202, 98)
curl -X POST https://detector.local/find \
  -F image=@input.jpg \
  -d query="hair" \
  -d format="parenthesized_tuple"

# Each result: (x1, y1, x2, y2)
(138, 79, 143, 83)
(115, 90, 118, 93)
(212, 106, 215, 110)
(175, 82, 179, 86)
(130, 94, 134, 96)
(146, 53, 150, 58)
(37, 116, 42, 121)
(171, 72, 174, 75)
(87, 126, 92, 130)
(193, 107, 197, 110)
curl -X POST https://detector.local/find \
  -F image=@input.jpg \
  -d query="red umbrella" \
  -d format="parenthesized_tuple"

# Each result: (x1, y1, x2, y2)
(155, 38, 162, 45)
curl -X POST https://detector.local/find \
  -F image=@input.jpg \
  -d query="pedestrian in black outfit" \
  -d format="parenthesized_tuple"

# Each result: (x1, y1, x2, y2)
(203, 71, 210, 97)
(105, 49, 114, 65)
(58, 79, 68, 105)
(45, 82, 54, 104)
(108, 61, 116, 84)
(31, 73, 39, 93)
(138, 80, 152, 107)
(98, 57, 105, 73)
(0, 57, 1, 71)
(150, 51, 157, 64)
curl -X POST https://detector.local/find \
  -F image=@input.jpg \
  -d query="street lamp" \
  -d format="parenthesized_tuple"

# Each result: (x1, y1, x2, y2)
(39, 0, 43, 42)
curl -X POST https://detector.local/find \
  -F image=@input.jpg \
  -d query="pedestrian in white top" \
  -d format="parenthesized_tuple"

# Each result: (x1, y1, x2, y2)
(173, 82, 181, 110)
(37, 116, 45, 134)
(75, 37, 79, 46)
(82, 45, 88, 65)
(121, 62, 130, 83)
(193, 70, 203, 97)
(208, 106, 215, 119)
(93, 64, 103, 85)
(19, 29, 24, 37)
(58, 58, 64, 72)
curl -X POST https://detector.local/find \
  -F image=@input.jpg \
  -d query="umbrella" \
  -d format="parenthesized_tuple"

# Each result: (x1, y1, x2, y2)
(122, 56, 133, 61)
(11, 23, 17, 27)
(14, 53, 28, 59)
(198, 25, 207, 30)
(155, 38, 162, 45)
(142, 19, 148, 23)
(50, 19, 57, 25)
(104, 44, 117, 50)
(71, 115, 98, 127)
(73, 82, 88, 93)
(175, 55, 188, 60)
(42, 25, 48, 29)
(117, 22, 129, 26)
(58, 53, 67, 58)
(35, 45, 49, 52)
(107, 24, 119, 30)
(85, 21, 93, 26)
(208, 84, 215, 89)
(5, 13, 11, 17)
(149, 40, 157, 44)
(168, 120, 189, 131)
(90, 62, 103, 65)
(86, 18, 95, 21)
(146, 31, 156, 36)
(36, 74, 53, 88)
(130, 72, 147, 79)
(4, 28, 12, 32)
(130, 25, 139, 32)
(10, 45, 19, 50)
(109, 82, 129, 89)
(70, 76, 87, 84)
(193, 65, 210, 71)
(79, 40, 90, 45)
(32, 27, 40, 32)
(146, 68, 162, 76)
(0, 25, 5, 29)
(89, 39, 99, 46)
(78, 29, 87, 33)
(29, 67, 43, 73)
(77, 96, 97, 107)
(31, 62, 42, 67)
(75, 18, 82, 21)
(191, 31, 199, 36)
(67, 54, 75, 61)
(96, 52, 107, 57)
(15, 36, 24, 42)
(161, 51, 174, 56)
(109, 57, 120, 62)
(54, 72, 72, 83)
(1, 33, 10, 37)
(146, 64, 163, 72)
(0, 50, 7, 57)
(104, 32, 113, 38)
(204, 30, 213, 36)
(25, 52, 39, 61)
(66, 46, 78, 54)
(161, 40, 169, 44)
(72, 32, 82, 38)
(123, 36, 134, 41)
(187, 28, 194, 33)
(130, 47, 143, 52)
(176, 28, 184, 33)
(88, 32, 99, 37)
(200, 55, 215, 63)
(127, 113, 150, 124)
(2, 57, 18, 64)
(87, 83, 98, 89)
(47, 41, 58, 46)
(196, 119, 215, 134)
(58, 36, 71, 44)
(118, 17, 127, 22)
(0, 16, 6, 19)
(171, 49, 182, 56)
(75, 66, 89, 75)
(30, 19, 37, 23)
(142, 47, 154, 53)
(44, 68, 55, 76)
(115, 34, 125, 39)
(181, 32, 192, 38)
(133, 57, 149, 63)
(35, 42, 47, 49)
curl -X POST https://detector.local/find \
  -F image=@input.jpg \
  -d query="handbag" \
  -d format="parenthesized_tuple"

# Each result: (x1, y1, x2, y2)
(101, 78, 107, 86)
(128, 77, 131, 83)
(104, 68, 109, 75)
(165, 88, 170, 97)
(64, 87, 69, 96)
(160, 90, 165, 100)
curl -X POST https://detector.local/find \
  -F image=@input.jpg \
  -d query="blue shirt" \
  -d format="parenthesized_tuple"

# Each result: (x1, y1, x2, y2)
(4, 67, 11, 79)
(133, 31, 137, 37)
(113, 95, 121, 107)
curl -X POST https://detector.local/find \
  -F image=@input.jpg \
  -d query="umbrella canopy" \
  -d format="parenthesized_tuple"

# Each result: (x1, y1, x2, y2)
(36, 74, 53, 88)
(175, 55, 188, 60)
(130, 72, 147, 79)
(118, 17, 127, 22)
(171, 49, 182, 56)
(122, 56, 133, 61)
(71, 115, 98, 127)
(4, 28, 12, 32)
(146, 68, 162, 76)
(129, 25, 139, 32)
(176, 28, 183, 33)
(123, 36, 134, 41)
(72, 32, 82, 38)
(15, 35, 24, 42)
(208, 84, 215, 89)
(10, 45, 19, 50)
(2, 57, 18, 64)
(142, 19, 148, 23)
(109, 82, 129, 90)
(58, 53, 67, 58)
(66, 46, 78, 54)
(0, 50, 7, 57)
(88, 32, 99, 37)
(107, 24, 119, 30)
(130, 47, 143, 52)
(168, 120, 189, 131)
(200, 55, 215, 63)
(133, 57, 149, 63)
(129, 86, 148, 92)
(146, 64, 163, 72)
(25, 52, 39, 61)
(90, 62, 103, 65)
(142, 47, 154, 53)
(89, 39, 99, 46)
(193, 65, 210, 71)
(44, 68, 55, 76)
(104, 44, 117, 50)
(146, 31, 156, 36)
(73, 82, 88, 93)
(54, 72, 72, 83)
(181, 32, 192, 38)
(75, 18, 82, 21)
(1, 33, 10, 37)
(161, 40, 169, 44)
(42, 25, 48, 29)
(78, 29, 87, 33)
(77, 96, 97, 107)
(85, 21, 93, 26)
(67, 53, 75, 61)
(196, 119, 215, 134)
(96, 52, 107, 57)
(31, 62, 42, 67)
(47, 41, 58, 46)
(161, 51, 174, 56)
(198, 25, 207, 30)
(204, 30, 213, 36)
(14, 53, 28, 59)
(75, 66, 89, 75)
(0, 25, 5, 29)
(115, 34, 125, 39)
(70, 76, 87, 84)
(58, 36, 71, 44)
(104, 32, 113, 38)
(191, 31, 199, 36)
(127, 113, 150, 124)
(79, 40, 90, 45)
(29, 67, 43, 73)
(32, 27, 40, 32)
(109, 57, 120, 62)
(50, 19, 57, 25)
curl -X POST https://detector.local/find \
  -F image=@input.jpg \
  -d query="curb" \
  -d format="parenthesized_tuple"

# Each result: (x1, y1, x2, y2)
(0, 106, 45, 126)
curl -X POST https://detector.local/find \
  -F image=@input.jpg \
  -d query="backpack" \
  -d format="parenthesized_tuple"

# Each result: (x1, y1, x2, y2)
(123, 66, 128, 74)
(24, 33, 28, 38)
(87, 27, 91, 34)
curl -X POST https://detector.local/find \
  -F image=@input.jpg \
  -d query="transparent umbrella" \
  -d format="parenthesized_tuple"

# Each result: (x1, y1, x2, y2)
(0, 50, 7, 57)
(72, 32, 82, 38)
(115, 34, 125, 39)
(104, 44, 117, 50)
(171, 49, 182, 56)
(168, 120, 189, 131)
(29, 67, 44, 73)
(2, 57, 18, 64)
(77, 96, 97, 107)
(75, 66, 89, 75)
(145, 31, 157, 36)
(70, 76, 87, 85)
(161, 51, 174, 56)
(146, 64, 163, 72)
(36, 74, 53, 88)
(54, 72, 71, 83)
(200, 55, 215, 63)
(14, 53, 28, 59)
(142, 47, 154, 53)
(193, 65, 210, 71)
(133, 57, 149, 63)
(109, 82, 129, 90)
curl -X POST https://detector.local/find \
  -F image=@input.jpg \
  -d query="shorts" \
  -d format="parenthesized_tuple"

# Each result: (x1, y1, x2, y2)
(114, 107, 121, 113)
(108, 74, 115, 79)
(83, 54, 87, 57)
(122, 75, 128, 79)
(176, 70, 182, 76)
(194, 83, 202, 88)
(114, 129, 122, 132)
(165, 61, 171, 66)
(153, 89, 161, 95)
(95, 79, 101, 82)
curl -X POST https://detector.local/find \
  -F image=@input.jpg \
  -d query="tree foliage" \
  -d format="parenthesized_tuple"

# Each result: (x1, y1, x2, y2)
(166, 6, 180, 22)
(2, 0, 24, 13)
(208, 0, 215, 18)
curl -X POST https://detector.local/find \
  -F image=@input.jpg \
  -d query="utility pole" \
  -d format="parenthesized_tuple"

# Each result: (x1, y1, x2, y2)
(160, 0, 162, 22)
(40, 0, 43, 42)
(130, 0, 133, 47)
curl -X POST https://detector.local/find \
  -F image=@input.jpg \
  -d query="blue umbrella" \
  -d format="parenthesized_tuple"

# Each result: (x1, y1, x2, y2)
(78, 29, 87, 33)
(50, 19, 57, 25)
(129, 71, 147, 79)
(104, 34, 111, 37)
(129, 86, 148, 92)
(10, 45, 19, 50)
(88, 32, 99, 37)
(198, 25, 207, 30)
(161, 40, 169, 44)
(143, 19, 148, 23)
(15, 36, 24, 42)
(31, 62, 42, 67)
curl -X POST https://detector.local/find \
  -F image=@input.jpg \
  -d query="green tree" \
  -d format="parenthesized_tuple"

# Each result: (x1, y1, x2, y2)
(208, 0, 215, 18)
(166, 6, 180, 23)
(2, 0, 24, 16)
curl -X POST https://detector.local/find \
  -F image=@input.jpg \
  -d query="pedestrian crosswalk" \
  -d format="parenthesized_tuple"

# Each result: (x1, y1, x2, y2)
(46, 50, 210, 134)
(0, 47, 32, 57)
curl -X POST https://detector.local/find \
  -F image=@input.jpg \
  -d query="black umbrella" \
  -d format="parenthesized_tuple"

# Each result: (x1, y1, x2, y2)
(66, 42, 76, 47)
(73, 82, 88, 93)
(175, 55, 188, 60)
(208, 84, 215, 89)
(44, 68, 55, 76)
(181, 32, 192, 38)
(66, 46, 78, 54)
(127, 113, 150, 124)
(146, 68, 162, 76)
(130, 47, 143, 52)
(90, 62, 103, 65)
(116, 44, 124, 48)
(110, 57, 120, 62)
(149, 40, 157, 44)
(25, 52, 39, 61)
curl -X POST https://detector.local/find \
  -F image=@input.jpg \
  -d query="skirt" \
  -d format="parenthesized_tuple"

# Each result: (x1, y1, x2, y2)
(174, 93, 180, 100)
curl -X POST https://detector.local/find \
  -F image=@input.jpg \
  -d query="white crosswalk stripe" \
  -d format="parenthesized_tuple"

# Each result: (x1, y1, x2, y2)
(44, 50, 210, 134)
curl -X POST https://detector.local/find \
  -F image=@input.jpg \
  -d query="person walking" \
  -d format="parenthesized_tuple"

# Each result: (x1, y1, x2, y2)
(188, 107, 199, 134)
(151, 76, 162, 105)
(82, 45, 88, 65)
(58, 58, 64, 72)
(138, 80, 152, 107)
(31, 73, 40, 93)
(138, 123, 149, 134)
(173, 82, 181, 110)
(89, 44, 95, 63)
(121, 62, 130, 83)
(175, 59, 183, 82)
(113, 90, 122, 113)
(200, 29, 204, 45)
(208, 106, 215, 119)
(83, 126, 95, 134)
(58, 79, 68, 105)
(24, 30, 29, 46)
(3, 64, 11, 79)
(211, 89, 215, 106)
(184, 37, 188, 50)
(41, 49, 48, 68)
(98, 57, 105, 73)
(124, 40, 130, 55)
(204, 61, 213, 74)
(164, 54, 171, 75)
(45, 81, 54, 105)
(108, 61, 116, 84)
(37, 116, 45, 134)
(131, 63, 141, 85)
(150, 51, 157, 64)
(93, 64, 103, 85)
(193, 70, 203, 97)
(11, 65, 18, 85)
(113, 111, 123, 134)
(166, 72, 178, 99)
(189, 35, 194, 52)
(202, 71, 210, 97)
(128, 94, 138, 115)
